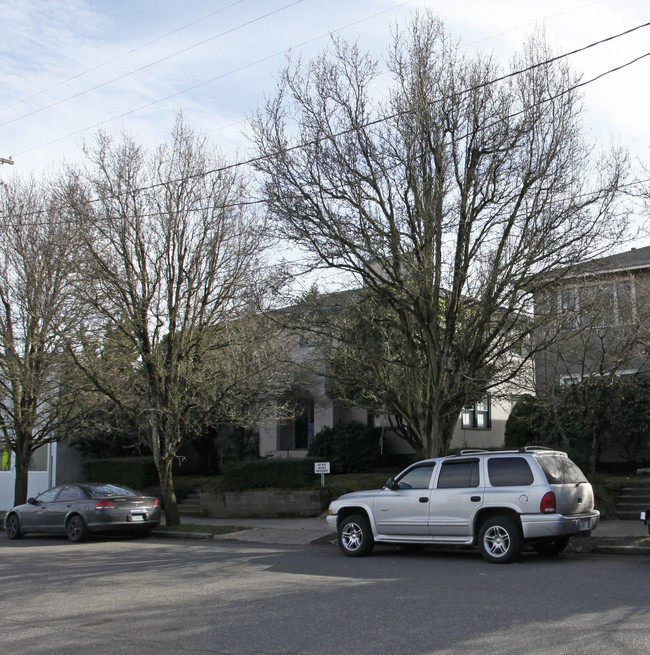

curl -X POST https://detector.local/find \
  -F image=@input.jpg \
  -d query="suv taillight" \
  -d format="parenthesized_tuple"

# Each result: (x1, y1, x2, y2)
(153, 499, 160, 507)
(540, 491, 556, 513)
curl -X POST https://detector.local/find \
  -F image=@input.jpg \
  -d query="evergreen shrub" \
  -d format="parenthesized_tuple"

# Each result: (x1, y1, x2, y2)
(220, 457, 317, 491)
(83, 456, 158, 490)
(308, 421, 381, 473)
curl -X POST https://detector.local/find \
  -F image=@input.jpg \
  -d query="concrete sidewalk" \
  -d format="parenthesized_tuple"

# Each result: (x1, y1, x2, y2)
(155, 515, 650, 551)
(156, 516, 333, 545)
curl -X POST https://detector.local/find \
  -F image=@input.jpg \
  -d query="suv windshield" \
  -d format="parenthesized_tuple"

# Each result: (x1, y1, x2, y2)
(536, 455, 587, 484)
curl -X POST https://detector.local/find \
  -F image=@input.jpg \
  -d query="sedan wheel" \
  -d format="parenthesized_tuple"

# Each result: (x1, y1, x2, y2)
(479, 517, 522, 564)
(6, 514, 22, 539)
(66, 515, 89, 543)
(338, 514, 375, 557)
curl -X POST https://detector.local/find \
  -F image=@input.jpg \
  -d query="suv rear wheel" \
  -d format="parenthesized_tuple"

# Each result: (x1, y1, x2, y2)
(338, 514, 375, 557)
(478, 517, 522, 564)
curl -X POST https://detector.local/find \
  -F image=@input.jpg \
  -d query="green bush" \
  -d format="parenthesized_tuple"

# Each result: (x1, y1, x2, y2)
(219, 458, 317, 492)
(308, 421, 381, 473)
(504, 394, 546, 449)
(83, 456, 158, 490)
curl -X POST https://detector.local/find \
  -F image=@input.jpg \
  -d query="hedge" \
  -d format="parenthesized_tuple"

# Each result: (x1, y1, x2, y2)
(308, 421, 381, 473)
(83, 456, 158, 490)
(219, 458, 318, 492)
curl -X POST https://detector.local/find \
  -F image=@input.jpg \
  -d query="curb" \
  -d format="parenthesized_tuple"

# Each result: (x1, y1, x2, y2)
(150, 529, 650, 554)
(591, 544, 650, 556)
(151, 529, 213, 540)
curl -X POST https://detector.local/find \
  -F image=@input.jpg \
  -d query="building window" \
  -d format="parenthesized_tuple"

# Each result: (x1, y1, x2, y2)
(461, 397, 491, 430)
(557, 278, 636, 329)
(561, 369, 638, 386)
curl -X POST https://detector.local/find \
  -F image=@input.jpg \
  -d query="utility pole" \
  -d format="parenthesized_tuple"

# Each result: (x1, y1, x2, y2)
(0, 157, 14, 166)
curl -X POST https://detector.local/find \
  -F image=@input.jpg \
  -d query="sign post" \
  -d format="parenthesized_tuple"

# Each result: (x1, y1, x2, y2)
(314, 462, 330, 487)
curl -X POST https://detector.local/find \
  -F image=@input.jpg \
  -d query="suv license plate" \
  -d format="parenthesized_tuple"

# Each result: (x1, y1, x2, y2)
(577, 518, 590, 531)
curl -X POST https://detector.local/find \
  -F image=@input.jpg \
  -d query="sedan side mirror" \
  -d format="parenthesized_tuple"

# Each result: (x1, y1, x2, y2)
(27, 497, 37, 505)
(385, 478, 398, 491)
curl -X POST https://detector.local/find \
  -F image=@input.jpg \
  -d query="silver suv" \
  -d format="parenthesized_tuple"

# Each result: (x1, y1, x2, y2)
(326, 447, 599, 563)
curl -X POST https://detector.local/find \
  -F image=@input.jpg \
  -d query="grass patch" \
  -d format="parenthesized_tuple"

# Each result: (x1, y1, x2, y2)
(326, 471, 392, 492)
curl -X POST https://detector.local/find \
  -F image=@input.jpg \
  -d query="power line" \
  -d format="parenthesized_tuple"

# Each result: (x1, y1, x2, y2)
(10, 0, 608, 157)
(129, 21, 650, 190)
(0, 0, 307, 129)
(0, 0, 246, 115)
(3, 21, 650, 225)
(12, 16, 650, 164)
(13, 0, 415, 158)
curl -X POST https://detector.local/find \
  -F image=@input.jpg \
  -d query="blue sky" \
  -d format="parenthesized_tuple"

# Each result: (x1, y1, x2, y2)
(1, 0, 649, 192)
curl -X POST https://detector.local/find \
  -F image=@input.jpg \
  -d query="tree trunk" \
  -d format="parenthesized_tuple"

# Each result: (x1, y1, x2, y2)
(157, 456, 180, 527)
(13, 449, 30, 506)
(415, 409, 457, 459)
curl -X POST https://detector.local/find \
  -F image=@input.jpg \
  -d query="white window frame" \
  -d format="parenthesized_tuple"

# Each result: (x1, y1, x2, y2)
(461, 396, 492, 430)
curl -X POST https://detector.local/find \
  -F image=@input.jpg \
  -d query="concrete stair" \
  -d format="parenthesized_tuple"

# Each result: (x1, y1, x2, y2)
(177, 492, 203, 517)
(614, 478, 650, 520)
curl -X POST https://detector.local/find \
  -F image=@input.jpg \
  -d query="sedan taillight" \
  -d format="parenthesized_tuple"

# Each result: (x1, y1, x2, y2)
(95, 500, 116, 510)
(540, 491, 557, 514)
(153, 499, 160, 507)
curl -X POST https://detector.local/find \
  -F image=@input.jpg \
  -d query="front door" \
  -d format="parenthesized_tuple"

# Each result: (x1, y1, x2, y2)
(374, 464, 435, 536)
(20, 486, 62, 531)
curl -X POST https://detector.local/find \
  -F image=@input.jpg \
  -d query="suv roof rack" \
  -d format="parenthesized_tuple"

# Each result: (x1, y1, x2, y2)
(455, 449, 490, 455)
(518, 445, 555, 453)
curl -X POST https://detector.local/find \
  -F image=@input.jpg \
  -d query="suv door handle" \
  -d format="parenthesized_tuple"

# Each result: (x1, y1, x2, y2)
(470, 496, 481, 502)
(419, 497, 429, 503)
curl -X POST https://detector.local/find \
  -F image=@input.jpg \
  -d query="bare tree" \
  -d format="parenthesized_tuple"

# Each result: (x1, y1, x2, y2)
(63, 116, 276, 525)
(0, 177, 82, 505)
(251, 13, 628, 457)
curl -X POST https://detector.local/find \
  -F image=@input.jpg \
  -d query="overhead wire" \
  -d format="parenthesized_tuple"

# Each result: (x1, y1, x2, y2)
(0, 0, 308, 129)
(2, 19, 650, 226)
(13, 0, 416, 157)
(118, 19, 650, 191)
(0, 0, 246, 114)
(4, 51, 649, 229)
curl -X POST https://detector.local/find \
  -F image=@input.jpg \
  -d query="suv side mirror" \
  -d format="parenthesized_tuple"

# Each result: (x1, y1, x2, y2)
(385, 478, 398, 490)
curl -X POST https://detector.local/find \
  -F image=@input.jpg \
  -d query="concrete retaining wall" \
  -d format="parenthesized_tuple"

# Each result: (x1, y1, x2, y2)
(199, 489, 331, 518)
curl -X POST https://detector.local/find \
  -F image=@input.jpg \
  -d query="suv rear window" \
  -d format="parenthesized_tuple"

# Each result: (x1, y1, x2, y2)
(487, 457, 534, 486)
(536, 455, 587, 484)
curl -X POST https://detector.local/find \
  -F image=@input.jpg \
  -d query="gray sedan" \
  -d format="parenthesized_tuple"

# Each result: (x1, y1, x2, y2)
(4, 483, 161, 542)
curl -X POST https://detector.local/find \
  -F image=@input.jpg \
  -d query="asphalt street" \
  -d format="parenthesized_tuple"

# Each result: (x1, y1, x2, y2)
(2, 535, 649, 655)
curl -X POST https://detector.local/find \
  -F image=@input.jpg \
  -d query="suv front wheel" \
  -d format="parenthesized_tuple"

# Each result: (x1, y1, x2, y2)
(338, 514, 375, 557)
(478, 517, 522, 564)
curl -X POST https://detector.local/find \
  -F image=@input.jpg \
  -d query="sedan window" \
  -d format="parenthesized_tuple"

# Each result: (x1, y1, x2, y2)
(57, 486, 80, 502)
(89, 484, 137, 498)
(35, 487, 62, 503)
